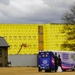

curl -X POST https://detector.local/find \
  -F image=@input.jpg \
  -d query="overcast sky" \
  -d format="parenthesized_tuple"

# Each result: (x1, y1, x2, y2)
(0, 0, 75, 23)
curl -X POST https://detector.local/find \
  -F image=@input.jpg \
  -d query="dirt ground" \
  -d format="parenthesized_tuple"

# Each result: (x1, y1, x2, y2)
(0, 67, 75, 75)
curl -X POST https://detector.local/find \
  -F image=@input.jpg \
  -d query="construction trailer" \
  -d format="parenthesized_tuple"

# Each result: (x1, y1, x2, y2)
(0, 37, 9, 67)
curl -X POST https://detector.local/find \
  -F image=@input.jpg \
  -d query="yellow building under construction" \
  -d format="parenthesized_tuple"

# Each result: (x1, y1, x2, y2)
(0, 23, 67, 55)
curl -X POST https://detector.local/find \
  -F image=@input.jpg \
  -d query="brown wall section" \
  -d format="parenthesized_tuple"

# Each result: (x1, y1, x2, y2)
(38, 26, 44, 51)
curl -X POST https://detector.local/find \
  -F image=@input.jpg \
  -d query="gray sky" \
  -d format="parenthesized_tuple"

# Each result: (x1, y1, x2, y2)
(0, 0, 75, 23)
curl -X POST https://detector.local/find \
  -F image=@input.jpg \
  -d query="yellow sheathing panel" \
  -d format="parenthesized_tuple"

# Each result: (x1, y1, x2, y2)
(0, 23, 66, 54)
(0, 24, 43, 54)
(43, 24, 65, 51)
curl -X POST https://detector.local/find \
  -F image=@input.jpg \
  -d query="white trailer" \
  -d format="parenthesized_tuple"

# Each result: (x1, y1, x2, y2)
(51, 50, 75, 71)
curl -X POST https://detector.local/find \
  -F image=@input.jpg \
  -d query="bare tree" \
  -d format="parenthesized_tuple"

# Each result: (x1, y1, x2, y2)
(62, 4, 75, 24)
(61, 3, 75, 51)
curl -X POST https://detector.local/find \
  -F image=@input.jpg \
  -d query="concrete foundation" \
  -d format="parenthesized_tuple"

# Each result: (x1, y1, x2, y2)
(8, 55, 38, 66)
